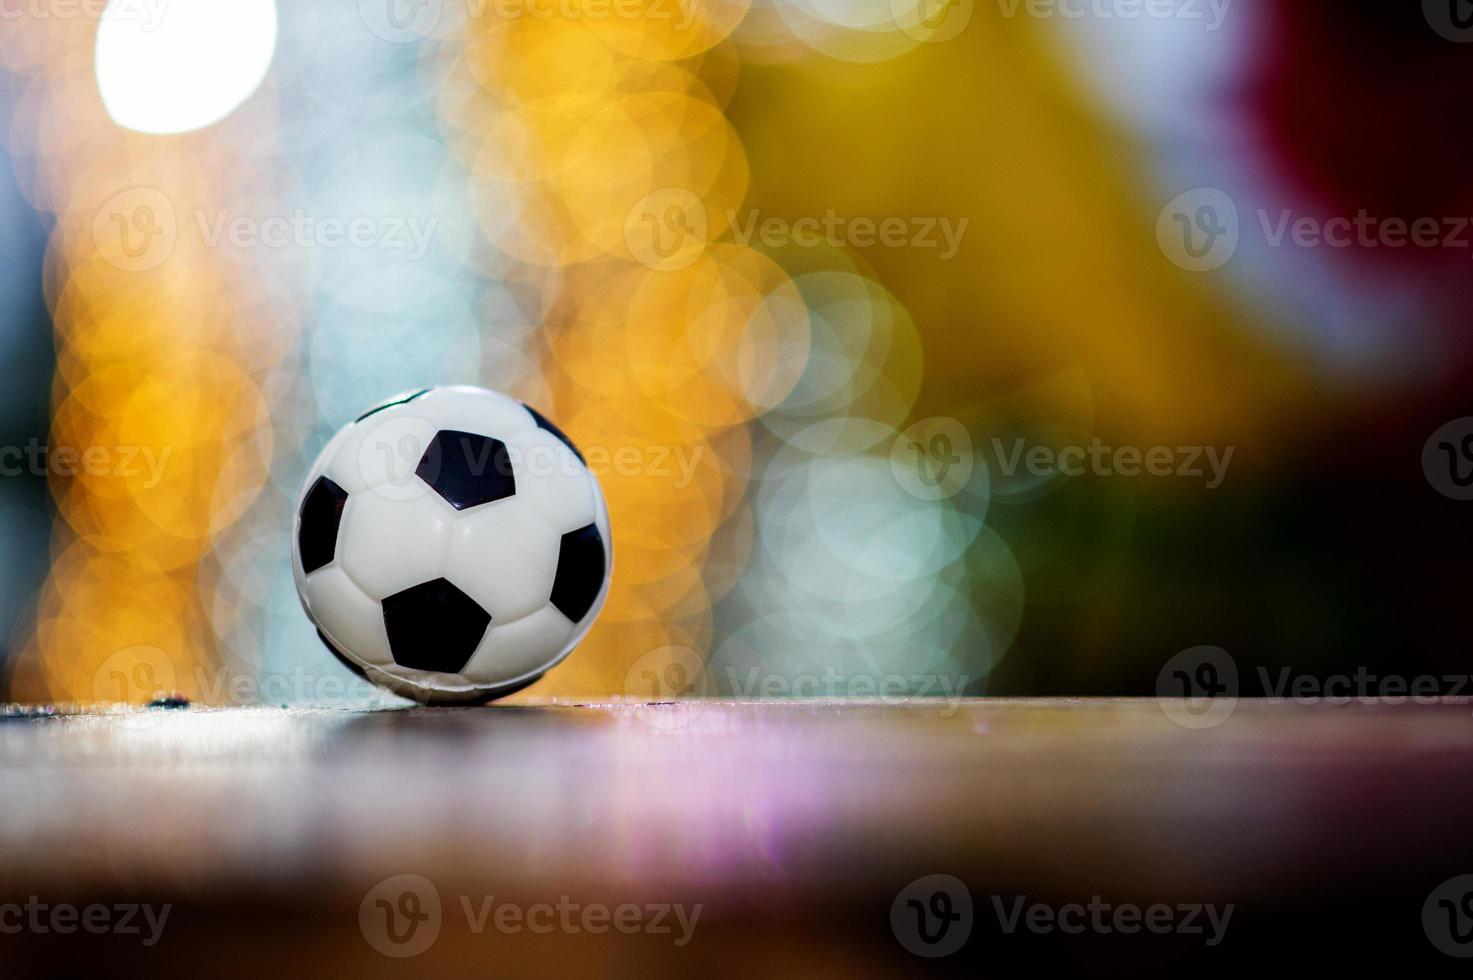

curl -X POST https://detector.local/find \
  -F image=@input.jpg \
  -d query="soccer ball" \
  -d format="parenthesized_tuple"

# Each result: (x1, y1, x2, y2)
(291, 386, 611, 704)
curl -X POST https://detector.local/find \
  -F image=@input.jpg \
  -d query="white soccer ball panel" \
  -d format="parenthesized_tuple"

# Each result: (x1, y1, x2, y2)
(503, 427, 598, 535)
(443, 501, 560, 624)
(307, 416, 374, 496)
(337, 491, 453, 601)
(413, 385, 537, 439)
(338, 411, 441, 500)
(303, 566, 393, 667)
(462, 603, 577, 687)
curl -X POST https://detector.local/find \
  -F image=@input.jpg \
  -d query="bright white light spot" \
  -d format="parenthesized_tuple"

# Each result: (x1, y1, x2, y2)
(96, 0, 278, 135)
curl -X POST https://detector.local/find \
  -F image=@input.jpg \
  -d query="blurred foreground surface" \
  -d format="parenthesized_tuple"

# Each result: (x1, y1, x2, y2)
(2, 699, 1472, 975)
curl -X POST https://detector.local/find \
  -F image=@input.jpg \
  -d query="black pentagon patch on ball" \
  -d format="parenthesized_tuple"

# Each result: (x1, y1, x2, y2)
(550, 523, 607, 622)
(523, 403, 585, 465)
(415, 430, 516, 510)
(382, 578, 491, 674)
(298, 476, 348, 574)
(355, 387, 430, 423)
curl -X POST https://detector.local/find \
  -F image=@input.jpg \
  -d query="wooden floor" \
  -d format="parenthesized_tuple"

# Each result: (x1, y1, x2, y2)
(2, 698, 1472, 975)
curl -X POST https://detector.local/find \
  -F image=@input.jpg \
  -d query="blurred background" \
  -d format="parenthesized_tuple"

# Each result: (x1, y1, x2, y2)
(1, 0, 1469, 707)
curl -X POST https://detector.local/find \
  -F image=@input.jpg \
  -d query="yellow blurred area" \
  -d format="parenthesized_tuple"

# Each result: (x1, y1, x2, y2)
(4, 16, 282, 702)
(452, 11, 803, 696)
(728, 9, 1306, 448)
(5, 2, 807, 703)
(1, 0, 1316, 706)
